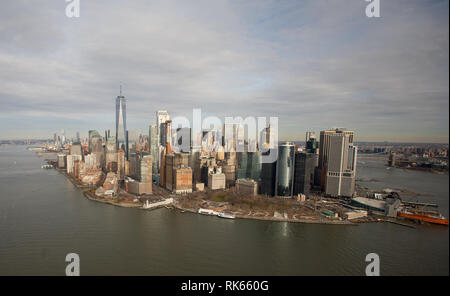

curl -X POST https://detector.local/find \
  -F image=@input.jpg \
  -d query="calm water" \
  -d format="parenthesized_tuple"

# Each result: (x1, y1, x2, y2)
(0, 146, 448, 275)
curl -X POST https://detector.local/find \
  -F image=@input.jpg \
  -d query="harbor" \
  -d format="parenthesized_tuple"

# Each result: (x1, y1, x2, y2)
(1, 145, 448, 275)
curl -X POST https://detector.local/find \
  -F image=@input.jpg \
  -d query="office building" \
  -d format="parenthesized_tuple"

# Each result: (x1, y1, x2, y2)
(57, 154, 66, 169)
(319, 129, 357, 197)
(305, 132, 318, 154)
(149, 124, 159, 174)
(275, 142, 295, 197)
(261, 149, 277, 196)
(70, 142, 83, 157)
(293, 152, 317, 196)
(105, 136, 118, 172)
(116, 86, 127, 152)
(174, 167, 193, 194)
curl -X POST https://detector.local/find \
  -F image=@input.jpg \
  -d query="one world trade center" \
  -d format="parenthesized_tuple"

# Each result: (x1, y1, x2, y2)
(116, 85, 127, 152)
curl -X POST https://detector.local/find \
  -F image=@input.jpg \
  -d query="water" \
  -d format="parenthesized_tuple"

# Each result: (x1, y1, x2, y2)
(0, 146, 448, 275)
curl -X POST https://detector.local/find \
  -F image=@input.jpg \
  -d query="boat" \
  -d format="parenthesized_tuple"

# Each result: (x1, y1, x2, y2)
(217, 212, 235, 219)
(198, 208, 219, 215)
(397, 210, 448, 226)
(41, 164, 53, 169)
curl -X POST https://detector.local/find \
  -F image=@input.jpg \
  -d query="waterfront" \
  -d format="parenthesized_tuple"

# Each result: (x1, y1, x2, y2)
(0, 145, 448, 275)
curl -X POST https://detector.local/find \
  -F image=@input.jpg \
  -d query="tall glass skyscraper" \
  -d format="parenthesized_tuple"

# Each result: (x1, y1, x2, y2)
(275, 142, 295, 197)
(116, 86, 127, 152)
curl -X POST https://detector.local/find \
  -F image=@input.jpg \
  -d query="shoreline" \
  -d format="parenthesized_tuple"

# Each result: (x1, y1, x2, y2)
(54, 163, 360, 226)
(171, 202, 357, 225)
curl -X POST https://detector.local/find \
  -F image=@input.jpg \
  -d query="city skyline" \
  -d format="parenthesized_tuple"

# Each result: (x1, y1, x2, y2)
(0, 0, 448, 143)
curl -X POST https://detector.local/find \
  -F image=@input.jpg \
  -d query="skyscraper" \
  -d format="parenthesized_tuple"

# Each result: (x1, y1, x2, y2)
(275, 142, 295, 197)
(305, 132, 318, 154)
(116, 85, 127, 152)
(261, 149, 277, 197)
(88, 130, 103, 168)
(293, 151, 317, 196)
(156, 110, 170, 173)
(319, 129, 357, 197)
(149, 124, 159, 174)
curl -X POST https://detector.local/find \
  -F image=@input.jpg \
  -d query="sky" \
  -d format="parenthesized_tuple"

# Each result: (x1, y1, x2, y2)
(0, 0, 448, 143)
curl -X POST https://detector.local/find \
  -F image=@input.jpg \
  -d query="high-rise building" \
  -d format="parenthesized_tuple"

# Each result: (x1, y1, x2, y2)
(70, 142, 83, 158)
(275, 142, 295, 197)
(139, 154, 152, 184)
(174, 167, 193, 194)
(149, 124, 159, 174)
(293, 152, 317, 196)
(156, 111, 170, 173)
(319, 129, 357, 197)
(116, 86, 127, 152)
(57, 154, 66, 169)
(105, 136, 118, 172)
(117, 148, 125, 179)
(88, 130, 103, 168)
(127, 130, 138, 158)
(237, 151, 262, 181)
(67, 154, 82, 174)
(223, 123, 238, 152)
(61, 129, 66, 145)
(175, 127, 191, 153)
(164, 152, 189, 192)
(261, 149, 277, 196)
(260, 124, 275, 150)
(305, 132, 318, 154)
(88, 130, 100, 152)
(85, 153, 97, 169)
(157, 111, 170, 142)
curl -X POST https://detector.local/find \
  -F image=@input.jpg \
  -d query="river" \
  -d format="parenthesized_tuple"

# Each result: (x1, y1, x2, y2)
(0, 146, 448, 275)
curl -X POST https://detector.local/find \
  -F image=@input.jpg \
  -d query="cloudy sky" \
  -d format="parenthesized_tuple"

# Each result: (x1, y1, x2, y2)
(0, 0, 448, 142)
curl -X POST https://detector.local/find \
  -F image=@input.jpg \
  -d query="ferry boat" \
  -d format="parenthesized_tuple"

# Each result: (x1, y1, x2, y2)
(217, 212, 235, 219)
(397, 209, 448, 226)
(198, 208, 219, 215)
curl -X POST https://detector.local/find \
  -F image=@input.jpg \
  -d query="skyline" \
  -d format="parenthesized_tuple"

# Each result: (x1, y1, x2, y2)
(0, 0, 448, 143)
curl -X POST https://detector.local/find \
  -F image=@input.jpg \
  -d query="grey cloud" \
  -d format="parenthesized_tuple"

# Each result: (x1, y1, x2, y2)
(0, 0, 447, 142)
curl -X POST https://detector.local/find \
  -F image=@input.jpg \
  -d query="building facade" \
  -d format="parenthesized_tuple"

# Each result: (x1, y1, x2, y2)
(116, 88, 127, 152)
(319, 129, 357, 197)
